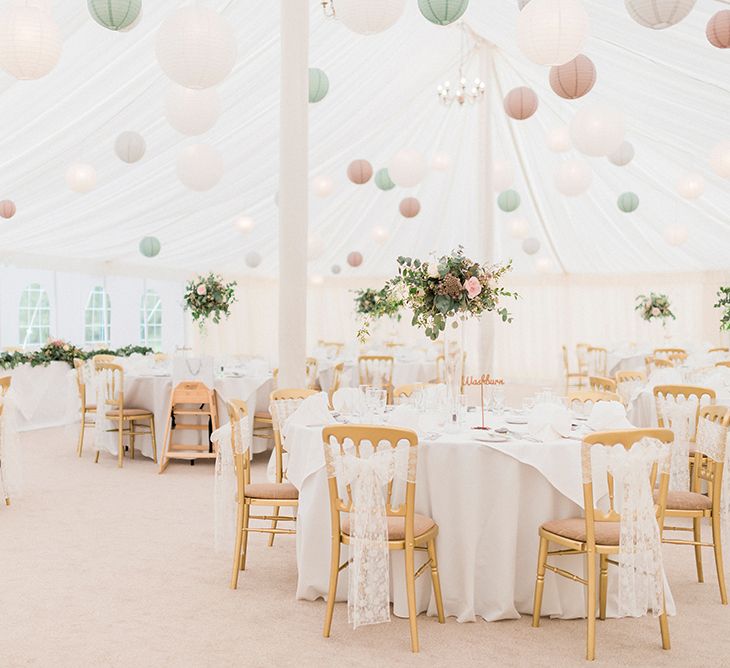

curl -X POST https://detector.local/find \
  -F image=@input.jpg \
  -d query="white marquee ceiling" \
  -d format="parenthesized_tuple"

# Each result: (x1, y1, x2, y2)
(0, 0, 728, 279)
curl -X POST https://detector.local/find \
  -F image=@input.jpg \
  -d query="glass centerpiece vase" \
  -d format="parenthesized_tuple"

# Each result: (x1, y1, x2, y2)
(443, 317, 465, 432)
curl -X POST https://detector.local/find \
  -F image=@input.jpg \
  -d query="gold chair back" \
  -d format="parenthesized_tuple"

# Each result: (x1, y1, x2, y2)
(392, 383, 423, 404)
(270, 388, 318, 482)
(327, 362, 345, 409)
(576, 343, 589, 374)
(586, 346, 608, 377)
(92, 353, 116, 364)
(653, 348, 687, 365)
(305, 357, 319, 390)
(154, 353, 170, 363)
(318, 340, 344, 357)
(226, 398, 251, 487)
(0, 376, 11, 398)
(716, 361, 730, 369)
(357, 355, 394, 387)
(709, 347, 729, 354)
(652, 385, 716, 431)
(567, 389, 621, 407)
(616, 370, 646, 384)
(94, 361, 125, 411)
(589, 376, 617, 393)
(694, 406, 729, 491)
(652, 358, 674, 369)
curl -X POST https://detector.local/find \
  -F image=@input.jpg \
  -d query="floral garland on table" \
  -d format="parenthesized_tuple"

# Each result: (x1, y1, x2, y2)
(635, 293, 675, 322)
(354, 286, 403, 342)
(714, 286, 730, 331)
(183, 272, 237, 330)
(387, 247, 516, 341)
(0, 339, 153, 370)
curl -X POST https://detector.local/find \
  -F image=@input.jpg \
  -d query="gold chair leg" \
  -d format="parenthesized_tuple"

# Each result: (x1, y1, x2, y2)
(427, 539, 445, 623)
(323, 536, 341, 638)
(230, 501, 245, 589)
(532, 535, 549, 628)
(659, 593, 671, 650)
(129, 422, 136, 460)
(240, 504, 250, 571)
(599, 554, 608, 621)
(94, 449, 100, 464)
(711, 512, 728, 604)
(693, 517, 704, 583)
(586, 553, 597, 661)
(77, 417, 85, 457)
(149, 416, 158, 463)
(267, 505, 280, 547)
(404, 544, 419, 653)
(117, 418, 124, 468)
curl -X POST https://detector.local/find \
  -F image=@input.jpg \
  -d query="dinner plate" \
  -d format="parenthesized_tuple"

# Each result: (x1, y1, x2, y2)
(473, 434, 509, 443)
(505, 416, 528, 425)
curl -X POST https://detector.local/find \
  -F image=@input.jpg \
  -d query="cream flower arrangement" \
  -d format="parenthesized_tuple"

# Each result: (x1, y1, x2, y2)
(183, 273, 237, 329)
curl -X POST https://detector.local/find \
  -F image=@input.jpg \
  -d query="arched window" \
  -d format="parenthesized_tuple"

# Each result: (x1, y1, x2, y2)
(84, 286, 111, 345)
(140, 289, 163, 351)
(19, 283, 51, 348)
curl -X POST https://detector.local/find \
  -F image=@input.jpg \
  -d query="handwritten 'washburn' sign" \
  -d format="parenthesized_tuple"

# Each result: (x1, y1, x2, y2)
(464, 374, 505, 387)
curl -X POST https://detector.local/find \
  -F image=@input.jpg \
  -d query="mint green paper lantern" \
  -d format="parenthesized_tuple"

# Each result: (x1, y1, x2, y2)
(375, 168, 395, 191)
(88, 0, 142, 31)
(309, 68, 329, 103)
(497, 189, 521, 212)
(139, 236, 161, 258)
(617, 191, 639, 213)
(418, 0, 470, 25)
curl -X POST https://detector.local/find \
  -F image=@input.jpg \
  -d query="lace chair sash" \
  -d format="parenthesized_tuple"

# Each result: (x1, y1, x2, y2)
(658, 399, 695, 490)
(93, 366, 117, 454)
(0, 390, 22, 499)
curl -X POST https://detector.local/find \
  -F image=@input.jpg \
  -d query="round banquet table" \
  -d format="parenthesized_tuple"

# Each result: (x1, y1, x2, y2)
(284, 413, 670, 623)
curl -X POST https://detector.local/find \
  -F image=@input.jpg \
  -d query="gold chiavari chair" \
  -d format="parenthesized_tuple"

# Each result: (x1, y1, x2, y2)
(652, 385, 716, 432)
(0, 376, 11, 506)
(318, 340, 344, 358)
(392, 383, 423, 404)
(357, 355, 394, 401)
(615, 370, 646, 384)
(653, 348, 687, 365)
(327, 362, 344, 410)
(562, 345, 587, 391)
(93, 361, 157, 468)
(305, 356, 320, 390)
(92, 353, 116, 364)
(567, 389, 621, 408)
(73, 358, 96, 457)
(575, 343, 590, 376)
(709, 347, 729, 354)
(321, 424, 445, 653)
(653, 358, 674, 369)
(532, 428, 673, 661)
(586, 346, 608, 377)
(588, 375, 616, 393)
(153, 352, 170, 363)
(716, 361, 730, 369)
(0, 376, 10, 395)
(227, 399, 299, 586)
(659, 405, 728, 603)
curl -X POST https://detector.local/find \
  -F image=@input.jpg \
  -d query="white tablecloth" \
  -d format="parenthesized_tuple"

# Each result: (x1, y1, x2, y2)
(285, 413, 657, 622)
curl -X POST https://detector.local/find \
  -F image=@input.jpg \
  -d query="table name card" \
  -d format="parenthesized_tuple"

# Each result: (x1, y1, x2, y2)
(464, 373, 505, 430)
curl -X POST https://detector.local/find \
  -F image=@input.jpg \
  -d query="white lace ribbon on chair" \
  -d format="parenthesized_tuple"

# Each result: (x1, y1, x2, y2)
(0, 389, 22, 499)
(588, 438, 670, 618)
(658, 399, 694, 491)
(93, 367, 116, 455)
(327, 440, 412, 629)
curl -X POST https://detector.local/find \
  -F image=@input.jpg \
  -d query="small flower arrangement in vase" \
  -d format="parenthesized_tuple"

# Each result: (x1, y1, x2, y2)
(635, 293, 675, 339)
(183, 273, 237, 332)
(714, 286, 730, 332)
(354, 286, 403, 342)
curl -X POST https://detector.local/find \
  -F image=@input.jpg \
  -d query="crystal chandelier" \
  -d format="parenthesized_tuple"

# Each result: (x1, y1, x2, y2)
(436, 23, 486, 106)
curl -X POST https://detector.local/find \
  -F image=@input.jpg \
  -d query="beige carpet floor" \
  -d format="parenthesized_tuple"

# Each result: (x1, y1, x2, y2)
(1, 426, 729, 668)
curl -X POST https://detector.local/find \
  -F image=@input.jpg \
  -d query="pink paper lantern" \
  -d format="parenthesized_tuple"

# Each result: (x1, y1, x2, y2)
(399, 197, 421, 218)
(347, 251, 363, 267)
(346, 159, 373, 185)
(549, 54, 596, 99)
(503, 86, 538, 120)
(707, 10, 730, 48)
(0, 199, 16, 219)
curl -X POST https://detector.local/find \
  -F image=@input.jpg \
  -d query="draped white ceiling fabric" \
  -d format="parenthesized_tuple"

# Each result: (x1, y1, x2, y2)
(0, 0, 728, 280)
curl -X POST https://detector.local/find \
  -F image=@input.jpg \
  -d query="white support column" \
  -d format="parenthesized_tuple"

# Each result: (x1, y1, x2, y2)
(278, 0, 309, 388)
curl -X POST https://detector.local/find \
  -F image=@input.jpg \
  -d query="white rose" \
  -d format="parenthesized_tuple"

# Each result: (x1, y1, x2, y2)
(427, 262, 439, 278)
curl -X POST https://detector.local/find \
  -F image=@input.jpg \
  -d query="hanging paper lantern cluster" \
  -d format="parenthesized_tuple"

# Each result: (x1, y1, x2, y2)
(66, 163, 97, 193)
(115, 131, 146, 164)
(336, 0, 406, 35)
(399, 197, 421, 218)
(625, 0, 696, 30)
(430, 152, 451, 172)
(88, 0, 142, 31)
(139, 236, 161, 258)
(165, 84, 220, 135)
(710, 140, 730, 179)
(617, 192, 639, 213)
(347, 159, 373, 185)
(522, 237, 541, 255)
(546, 126, 571, 152)
(156, 7, 237, 89)
(388, 149, 427, 187)
(675, 172, 704, 199)
(554, 159, 592, 196)
(608, 141, 634, 167)
(664, 224, 688, 246)
(371, 226, 390, 244)
(493, 160, 515, 191)
(0, 200, 16, 219)
(418, 0, 469, 25)
(176, 144, 224, 191)
(309, 68, 329, 103)
(233, 216, 254, 233)
(508, 217, 530, 239)
(312, 175, 335, 197)
(0, 5, 62, 80)
(375, 168, 396, 191)
(347, 251, 363, 267)
(549, 54, 595, 100)
(707, 11, 730, 48)
(497, 190, 521, 212)
(570, 105, 625, 157)
(516, 0, 589, 66)
(245, 251, 262, 268)
(503, 87, 538, 120)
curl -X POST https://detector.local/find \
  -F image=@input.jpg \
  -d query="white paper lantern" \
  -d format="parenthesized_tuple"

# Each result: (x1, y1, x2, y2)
(625, 0, 696, 30)
(310, 274, 324, 286)
(554, 159, 592, 196)
(164, 84, 220, 136)
(508, 217, 530, 239)
(664, 224, 688, 246)
(493, 160, 515, 192)
(114, 131, 146, 164)
(156, 6, 237, 89)
(176, 144, 224, 191)
(522, 237, 541, 255)
(608, 141, 634, 167)
(331, 264, 341, 275)
(388, 149, 427, 188)
(546, 126, 572, 152)
(245, 251, 262, 268)
(570, 105, 625, 157)
(675, 172, 704, 199)
(65, 163, 97, 193)
(535, 257, 552, 273)
(709, 140, 730, 179)
(335, 0, 406, 34)
(312, 175, 335, 198)
(516, 0, 589, 66)
(371, 226, 390, 244)
(0, 6, 62, 80)
(307, 233, 325, 260)
(430, 152, 452, 171)
(233, 215, 254, 233)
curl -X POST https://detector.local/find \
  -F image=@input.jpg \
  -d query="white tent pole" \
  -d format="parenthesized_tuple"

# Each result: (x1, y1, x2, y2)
(278, 0, 309, 388)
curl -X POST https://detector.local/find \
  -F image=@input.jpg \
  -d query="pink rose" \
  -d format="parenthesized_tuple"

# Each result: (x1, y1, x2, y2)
(464, 276, 482, 299)
(196, 284, 207, 296)
(651, 307, 660, 317)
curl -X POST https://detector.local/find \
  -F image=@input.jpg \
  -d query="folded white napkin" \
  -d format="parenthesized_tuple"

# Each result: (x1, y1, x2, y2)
(281, 392, 335, 435)
(387, 405, 419, 431)
(587, 400, 632, 431)
(527, 404, 572, 441)
(332, 387, 361, 413)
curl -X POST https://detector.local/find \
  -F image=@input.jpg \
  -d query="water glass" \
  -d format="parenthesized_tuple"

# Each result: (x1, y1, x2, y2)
(492, 387, 505, 415)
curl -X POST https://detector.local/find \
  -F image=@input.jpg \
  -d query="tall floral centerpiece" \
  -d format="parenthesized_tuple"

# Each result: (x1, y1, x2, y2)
(183, 273, 237, 335)
(714, 286, 730, 332)
(389, 247, 515, 429)
(635, 293, 675, 340)
(354, 286, 403, 342)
